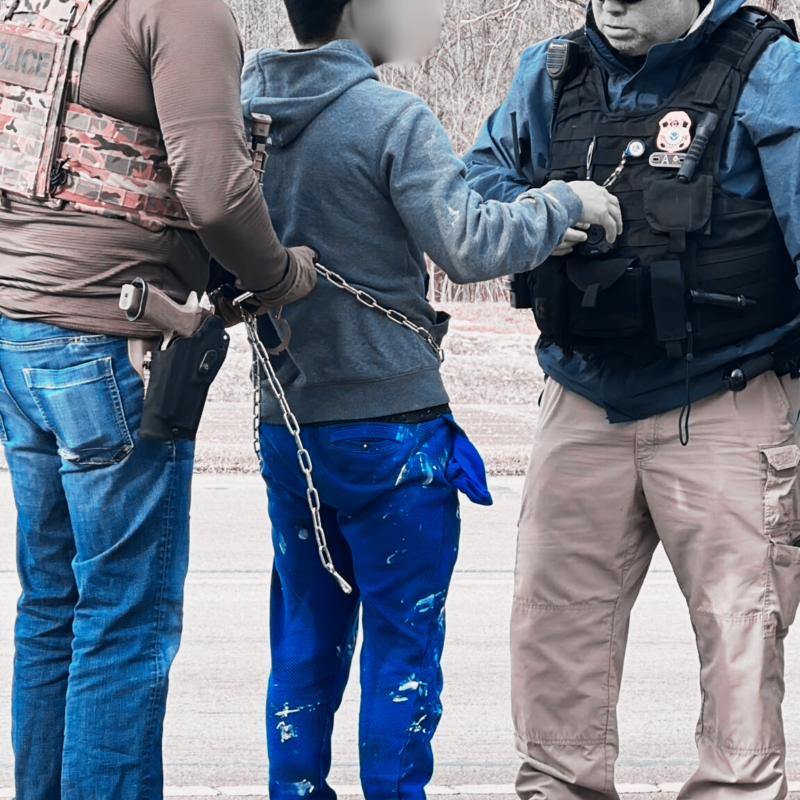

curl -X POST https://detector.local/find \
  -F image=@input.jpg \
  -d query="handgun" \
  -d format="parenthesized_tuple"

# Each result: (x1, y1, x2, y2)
(119, 278, 230, 441)
(119, 277, 211, 349)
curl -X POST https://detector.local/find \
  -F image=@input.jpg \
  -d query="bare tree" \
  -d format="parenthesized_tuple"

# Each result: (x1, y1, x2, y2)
(228, 0, 800, 302)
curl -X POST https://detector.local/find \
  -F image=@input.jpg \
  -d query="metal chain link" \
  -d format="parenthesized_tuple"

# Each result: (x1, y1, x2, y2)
(239, 306, 353, 595)
(251, 343, 262, 460)
(315, 263, 445, 363)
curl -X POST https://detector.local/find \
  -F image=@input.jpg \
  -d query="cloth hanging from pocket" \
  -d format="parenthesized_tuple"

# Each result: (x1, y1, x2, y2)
(442, 414, 493, 506)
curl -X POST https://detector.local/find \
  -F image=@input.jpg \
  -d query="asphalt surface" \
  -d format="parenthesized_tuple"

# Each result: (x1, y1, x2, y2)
(1, 473, 800, 797)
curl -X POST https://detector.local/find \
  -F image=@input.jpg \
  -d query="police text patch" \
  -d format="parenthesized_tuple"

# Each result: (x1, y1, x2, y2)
(0, 31, 56, 92)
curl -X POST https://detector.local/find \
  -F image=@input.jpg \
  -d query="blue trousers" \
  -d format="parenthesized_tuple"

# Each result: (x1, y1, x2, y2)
(0, 317, 194, 800)
(259, 417, 469, 800)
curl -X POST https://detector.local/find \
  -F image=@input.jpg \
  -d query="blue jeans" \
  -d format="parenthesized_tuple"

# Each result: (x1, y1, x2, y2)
(259, 417, 484, 800)
(0, 317, 194, 800)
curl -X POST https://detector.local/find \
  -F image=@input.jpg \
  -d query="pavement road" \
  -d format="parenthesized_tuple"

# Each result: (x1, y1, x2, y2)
(1, 474, 800, 798)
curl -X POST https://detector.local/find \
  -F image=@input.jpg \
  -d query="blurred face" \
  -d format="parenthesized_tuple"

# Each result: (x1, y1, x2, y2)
(592, 0, 701, 56)
(346, 0, 444, 64)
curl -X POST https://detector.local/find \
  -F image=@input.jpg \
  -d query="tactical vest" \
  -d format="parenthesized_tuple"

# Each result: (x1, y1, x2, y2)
(528, 8, 800, 366)
(0, 0, 189, 232)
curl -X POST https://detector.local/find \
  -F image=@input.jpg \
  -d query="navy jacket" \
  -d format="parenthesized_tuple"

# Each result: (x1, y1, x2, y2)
(240, 41, 581, 425)
(465, 0, 800, 422)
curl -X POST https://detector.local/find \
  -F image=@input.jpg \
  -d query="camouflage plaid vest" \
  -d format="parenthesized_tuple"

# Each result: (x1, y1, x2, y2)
(0, 0, 190, 232)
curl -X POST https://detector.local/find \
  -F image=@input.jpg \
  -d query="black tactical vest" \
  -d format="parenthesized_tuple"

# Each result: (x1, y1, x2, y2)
(527, 8, 800, 366)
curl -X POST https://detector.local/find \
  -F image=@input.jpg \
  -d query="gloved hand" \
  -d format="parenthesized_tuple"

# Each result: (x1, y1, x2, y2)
(211, 245, 319, 327)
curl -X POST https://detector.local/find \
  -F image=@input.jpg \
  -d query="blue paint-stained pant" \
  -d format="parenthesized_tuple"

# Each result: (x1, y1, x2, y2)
(259, 417, 473, 800)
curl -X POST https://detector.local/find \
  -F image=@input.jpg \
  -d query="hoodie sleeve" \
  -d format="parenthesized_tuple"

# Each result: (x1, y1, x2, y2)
(382, 98, 581, 285)
(132, 0, 289, 291)
(463, 41, 557, 202)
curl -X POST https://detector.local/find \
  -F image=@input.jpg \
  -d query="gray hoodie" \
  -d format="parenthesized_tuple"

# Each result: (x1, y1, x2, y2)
(241, 40, 581, 424)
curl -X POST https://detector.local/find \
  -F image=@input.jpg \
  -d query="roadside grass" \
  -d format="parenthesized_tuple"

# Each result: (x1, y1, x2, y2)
(195, 303, 544, 476)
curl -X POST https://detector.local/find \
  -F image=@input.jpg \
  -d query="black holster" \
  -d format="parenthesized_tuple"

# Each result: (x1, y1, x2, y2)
(139, 315, 230, 441)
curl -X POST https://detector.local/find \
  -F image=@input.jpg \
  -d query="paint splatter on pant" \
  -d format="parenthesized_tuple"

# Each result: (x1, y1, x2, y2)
(259, 416, 468, 800)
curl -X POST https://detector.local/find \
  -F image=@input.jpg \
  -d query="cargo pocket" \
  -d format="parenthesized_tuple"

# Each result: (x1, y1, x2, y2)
(761, 444, 800, 540)
(24, 357, 134, 466)
(762, 444, 800, 636)
(766, 542, 800, 636)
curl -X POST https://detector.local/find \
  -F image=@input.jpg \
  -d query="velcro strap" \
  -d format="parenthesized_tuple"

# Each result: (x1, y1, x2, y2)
(0, 95, 50, 125)
(669, 228, 687, 253)
(553, 121, 654, 141)
(582, 284, 600, 308)
(54, 101, 188, 228)
(57, 175, 187, 220)
(61, 104, 163, 151)
(650, 261, 688, 356)
(693, 61, 732, 106)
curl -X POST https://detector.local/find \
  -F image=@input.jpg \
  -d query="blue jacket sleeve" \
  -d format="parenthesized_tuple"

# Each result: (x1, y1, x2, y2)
(734, 35, 800, 271)
(382, 98, 581, 285)
(463, 41, 557, 202)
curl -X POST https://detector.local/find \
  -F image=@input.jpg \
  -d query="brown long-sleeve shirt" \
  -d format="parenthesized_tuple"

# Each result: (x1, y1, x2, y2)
(0, 0, 287, 338)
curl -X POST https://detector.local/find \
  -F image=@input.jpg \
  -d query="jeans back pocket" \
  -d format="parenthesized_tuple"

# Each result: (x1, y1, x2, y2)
(24, 357, 133, 466)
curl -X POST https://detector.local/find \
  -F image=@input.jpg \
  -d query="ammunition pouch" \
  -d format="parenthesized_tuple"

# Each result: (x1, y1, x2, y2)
(138, 315, 230, 441)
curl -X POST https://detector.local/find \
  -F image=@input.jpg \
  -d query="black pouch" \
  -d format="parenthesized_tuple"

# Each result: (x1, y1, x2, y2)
(650, 260, 688, 358)
(139, 315, 230, 441)
(566, 258, 643, 338)
(531, 260, 568, 339)
(644, 174, 713, 252)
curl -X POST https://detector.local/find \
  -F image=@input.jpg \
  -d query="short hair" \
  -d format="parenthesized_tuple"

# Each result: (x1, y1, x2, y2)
(283, 0, 350, 44)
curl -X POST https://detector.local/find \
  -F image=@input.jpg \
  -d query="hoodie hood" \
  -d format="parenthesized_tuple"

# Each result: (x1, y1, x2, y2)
(585, 0, 747, 77)
(242, 40, 378, 148)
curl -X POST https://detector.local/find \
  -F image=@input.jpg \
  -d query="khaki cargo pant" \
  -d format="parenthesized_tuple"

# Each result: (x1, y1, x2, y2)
(513, 373, 800, 800)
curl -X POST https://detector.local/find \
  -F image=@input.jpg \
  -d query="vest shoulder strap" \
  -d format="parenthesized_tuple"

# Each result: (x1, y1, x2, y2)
(695, 6, 796, 106)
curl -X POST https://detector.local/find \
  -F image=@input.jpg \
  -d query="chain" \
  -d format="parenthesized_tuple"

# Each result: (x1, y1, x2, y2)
(236, 261, 443, 597)
(251, 343, 262, 460)
(602, 155, 628, 190)
(239, 307, 353, 595)
(315, 263, 445, 363)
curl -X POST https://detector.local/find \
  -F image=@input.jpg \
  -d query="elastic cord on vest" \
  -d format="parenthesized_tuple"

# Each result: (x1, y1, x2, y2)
(679, 323, 694, 446)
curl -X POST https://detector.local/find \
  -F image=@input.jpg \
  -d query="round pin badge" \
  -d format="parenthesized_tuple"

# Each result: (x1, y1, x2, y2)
(626, 140, 646, 159)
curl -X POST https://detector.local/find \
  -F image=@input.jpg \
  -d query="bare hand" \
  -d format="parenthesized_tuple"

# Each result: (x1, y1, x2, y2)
(568, 182, 623, 244)
(552, 224, 590, 257)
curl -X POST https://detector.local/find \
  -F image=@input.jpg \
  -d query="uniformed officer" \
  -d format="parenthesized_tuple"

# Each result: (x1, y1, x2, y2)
(0, 1, 316, 798)
(465, 0, 800, 798)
